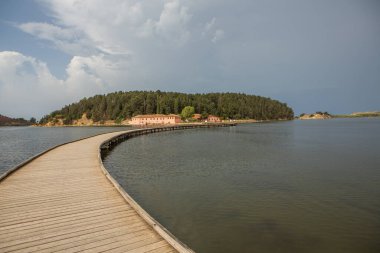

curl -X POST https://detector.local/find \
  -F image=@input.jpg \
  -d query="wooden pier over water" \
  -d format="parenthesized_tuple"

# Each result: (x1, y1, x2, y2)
(0, 123, 235, 253)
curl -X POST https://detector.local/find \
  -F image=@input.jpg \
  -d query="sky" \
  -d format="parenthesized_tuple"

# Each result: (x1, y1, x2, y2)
(0, 0, 379, 119)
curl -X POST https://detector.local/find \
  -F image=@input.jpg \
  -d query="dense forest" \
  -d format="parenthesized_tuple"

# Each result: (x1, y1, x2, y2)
(40, 91, 294, 124)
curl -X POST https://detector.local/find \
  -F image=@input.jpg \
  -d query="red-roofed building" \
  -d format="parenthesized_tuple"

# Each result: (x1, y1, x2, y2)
(192, 114, 202, 121)
(207, 115, 221, 122)
(129, 114, 182, 125)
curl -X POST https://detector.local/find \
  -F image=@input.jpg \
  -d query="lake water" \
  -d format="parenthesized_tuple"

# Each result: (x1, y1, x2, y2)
(0, 126, 130, 175)
(1, 120, 379, 252)
(102, 119, 380, 253)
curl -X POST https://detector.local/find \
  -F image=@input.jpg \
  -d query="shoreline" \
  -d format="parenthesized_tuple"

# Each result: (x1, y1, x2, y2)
(332, 114, 380, 118)
(32, 118, 292, 127)
(295, 115, 380, 120)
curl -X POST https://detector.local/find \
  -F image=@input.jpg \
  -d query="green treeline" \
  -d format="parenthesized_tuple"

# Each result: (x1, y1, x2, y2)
(39, 91, 294, 124)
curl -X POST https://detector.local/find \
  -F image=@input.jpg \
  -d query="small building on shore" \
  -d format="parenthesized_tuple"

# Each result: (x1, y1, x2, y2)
(207, 115, 221, 123)
(129, 114, 182, 125)
(192, 114, 202, 121)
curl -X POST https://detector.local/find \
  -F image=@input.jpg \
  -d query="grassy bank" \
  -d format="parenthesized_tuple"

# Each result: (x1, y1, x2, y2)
(333, 112, 380, 118)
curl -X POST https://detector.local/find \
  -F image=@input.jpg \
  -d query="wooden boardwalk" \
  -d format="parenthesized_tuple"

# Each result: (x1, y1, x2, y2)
(0, 130, 193, 253)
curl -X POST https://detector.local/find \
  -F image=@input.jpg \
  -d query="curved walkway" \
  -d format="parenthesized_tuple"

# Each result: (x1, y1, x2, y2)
(0, 131, 188, 253)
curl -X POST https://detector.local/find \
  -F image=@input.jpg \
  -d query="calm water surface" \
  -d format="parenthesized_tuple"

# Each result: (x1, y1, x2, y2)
(103, 119, 380, 253)
(0, 126, 130, 175)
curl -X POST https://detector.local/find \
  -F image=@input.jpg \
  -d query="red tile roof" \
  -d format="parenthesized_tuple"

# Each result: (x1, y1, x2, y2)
(133, 114, 180, 118)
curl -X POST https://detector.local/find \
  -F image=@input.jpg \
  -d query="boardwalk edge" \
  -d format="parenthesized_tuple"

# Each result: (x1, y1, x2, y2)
(99, 124, 235, 253)
(98, 128, 190, 252)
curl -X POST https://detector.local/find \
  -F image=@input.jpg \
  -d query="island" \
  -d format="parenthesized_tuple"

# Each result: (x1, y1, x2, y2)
(297, 111, 380, 120)
(298, 112, 332, 120)
(38, 91, 294, 126)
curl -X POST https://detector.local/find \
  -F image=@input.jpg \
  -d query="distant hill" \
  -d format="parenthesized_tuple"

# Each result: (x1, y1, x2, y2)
(334, 111, 380, 118)
(40, 91, 294, 125)
(0, 114, 32, 126)
(297, 111, 380, 119)
(298, 112, 332, 120)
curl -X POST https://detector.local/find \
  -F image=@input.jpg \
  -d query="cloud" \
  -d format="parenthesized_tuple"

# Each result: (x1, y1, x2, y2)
(18, 22, 98, 55)
(155, 0, 192, 44)
(32, 0, 196, 52)
(202, 17, 225, 43)
(0, 51, 130, 118)
(212, 29, 225, 43)
(0, 51, 64, 118)
(18, 0, 226, 55)
(204, 17, 216, 34)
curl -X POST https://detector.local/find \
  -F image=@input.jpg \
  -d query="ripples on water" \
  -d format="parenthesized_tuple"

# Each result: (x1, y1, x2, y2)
(103, 119, 380, 253)
(0, 126, 130, 175)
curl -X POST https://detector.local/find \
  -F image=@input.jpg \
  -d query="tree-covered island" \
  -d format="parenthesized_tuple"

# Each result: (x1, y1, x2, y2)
(39, 91, 294, 125)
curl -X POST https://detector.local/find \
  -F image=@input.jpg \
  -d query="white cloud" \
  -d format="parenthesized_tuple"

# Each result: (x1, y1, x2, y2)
(18, 22, 97, 55)
(212, 29, 225, 43)
(0, 51, 130, 118)
(18, 22, 74, 42)
(33, 0, 194, 52)
(0, 51, 64, 118)
(202, 17, 225, 43)
(137, 19, 156, 38)
(17, 0, 228, 59)
(65, 54, 130, 93)
(155, 0, 192, 44)
(204, 17, 216, 34)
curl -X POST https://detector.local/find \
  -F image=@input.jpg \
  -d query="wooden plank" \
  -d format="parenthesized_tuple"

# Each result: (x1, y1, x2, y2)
(127, 241, 171, 253)
(0, 198, 126, 220)
(23, 228, 151, 253)
(102, 238, 165, 253)
(0, 208, 134, 238)
(0, 200, 127, 225)
(0, 205, 129, 232)
(147, 246, 178, 253)
(0, 203, 128, 228)
(146, 245, 178, 253)
(0, 189, 118, 209)
(0, 210, 138, 241)
(52, 229, 158, 253)
(80, 235, 162, 253)
(1, 217, 147, 251)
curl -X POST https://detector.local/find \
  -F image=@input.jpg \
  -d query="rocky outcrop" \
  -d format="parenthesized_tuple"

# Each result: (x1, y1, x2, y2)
(43, 113, 130, 126)
(299, 112, 332, 120)
(72, 114, 94, 126)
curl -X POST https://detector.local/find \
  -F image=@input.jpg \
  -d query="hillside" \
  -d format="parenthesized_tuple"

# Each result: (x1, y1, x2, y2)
(334, 111, 380, 118)
(0, 114, 32, 126)
(299, 112, 332, 120)
(40, 91, 294, 125)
